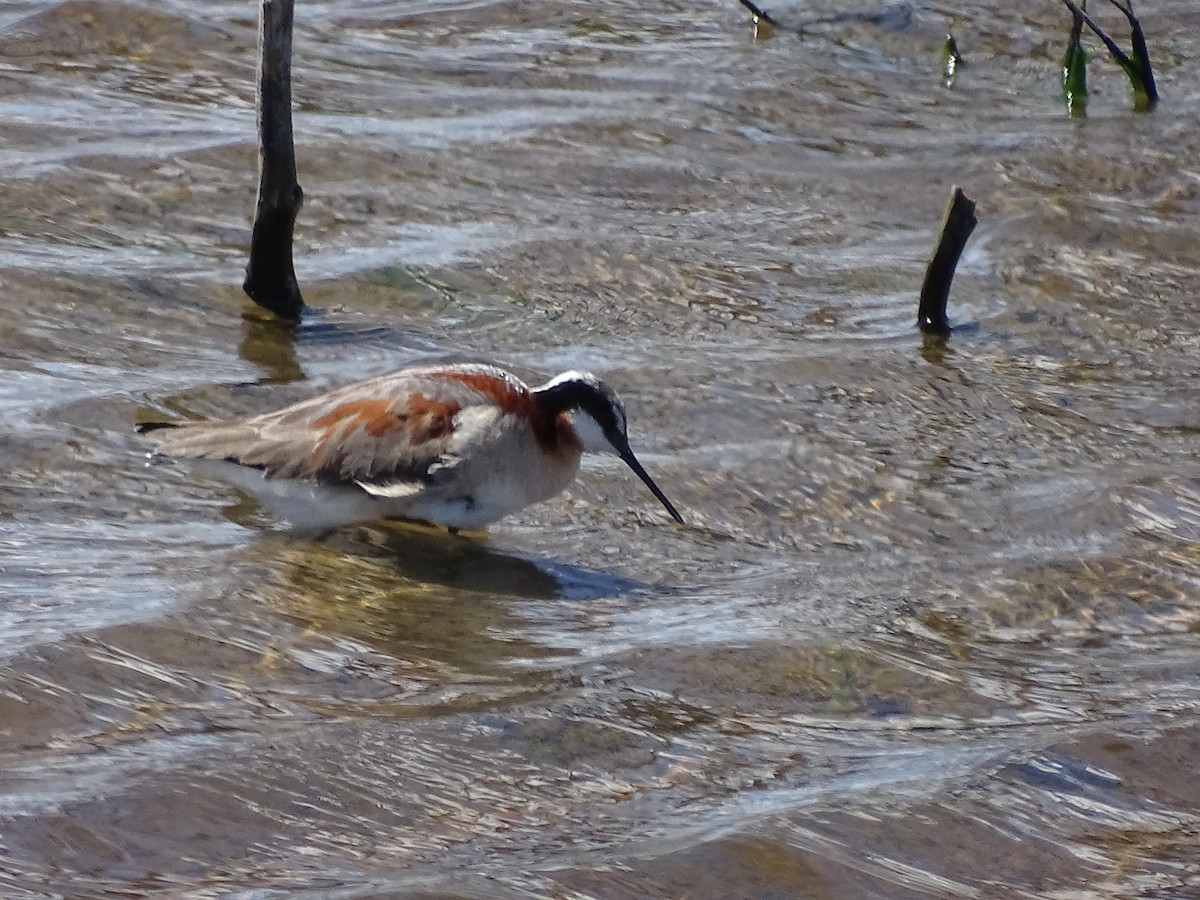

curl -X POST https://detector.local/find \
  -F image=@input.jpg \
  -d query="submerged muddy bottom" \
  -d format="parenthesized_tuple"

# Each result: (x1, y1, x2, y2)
(2, 1, 1200, 897)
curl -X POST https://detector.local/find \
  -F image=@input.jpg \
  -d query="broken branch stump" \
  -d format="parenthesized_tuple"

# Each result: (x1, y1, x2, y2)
(917, 187, 977, 337)
(243, 0, 305, 321)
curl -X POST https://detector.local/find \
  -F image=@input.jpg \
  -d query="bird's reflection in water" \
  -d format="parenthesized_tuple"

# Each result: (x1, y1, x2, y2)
(253, 520, 645, 680)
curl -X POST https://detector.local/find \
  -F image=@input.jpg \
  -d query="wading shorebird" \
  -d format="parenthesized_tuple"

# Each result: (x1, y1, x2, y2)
(137, 363, 684, 533)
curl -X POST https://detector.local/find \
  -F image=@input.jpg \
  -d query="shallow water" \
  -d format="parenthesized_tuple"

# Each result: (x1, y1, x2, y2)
(3, 1, 1200, 896)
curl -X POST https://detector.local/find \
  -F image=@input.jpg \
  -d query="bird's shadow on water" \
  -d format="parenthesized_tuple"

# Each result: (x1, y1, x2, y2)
(316, 521, 648, 603)
(374, 525, 643, 602)
(253, 519, 657, 675)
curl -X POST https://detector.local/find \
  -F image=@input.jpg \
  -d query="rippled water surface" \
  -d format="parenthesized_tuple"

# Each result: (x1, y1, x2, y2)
(3, 1, 1200, 896)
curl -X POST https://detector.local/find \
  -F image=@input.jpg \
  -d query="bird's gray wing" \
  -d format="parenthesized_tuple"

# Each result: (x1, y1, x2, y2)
(143, 365, 527, 490)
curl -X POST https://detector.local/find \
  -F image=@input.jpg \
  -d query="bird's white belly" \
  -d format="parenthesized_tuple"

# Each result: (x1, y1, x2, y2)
(398, 475, 561, 530)
(186, 453, 577, 532)
(189, 460, 389, 531)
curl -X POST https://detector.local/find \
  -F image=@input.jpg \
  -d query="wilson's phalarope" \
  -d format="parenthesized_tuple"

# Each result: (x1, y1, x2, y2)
(138, 363, 683, 532)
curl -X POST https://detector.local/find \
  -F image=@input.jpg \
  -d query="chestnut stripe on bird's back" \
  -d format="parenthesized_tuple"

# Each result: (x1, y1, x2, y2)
(309, 394, 461, 474)
(313, 395, 459, 438)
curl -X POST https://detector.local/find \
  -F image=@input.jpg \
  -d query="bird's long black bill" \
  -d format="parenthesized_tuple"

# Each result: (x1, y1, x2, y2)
(620, 448, 684, 525)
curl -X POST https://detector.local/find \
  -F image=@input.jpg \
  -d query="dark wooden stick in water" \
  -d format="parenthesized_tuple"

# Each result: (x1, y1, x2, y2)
(1108, 0, 1158, 106)
(1059, 0, 1157, 107)
(917, 187, 977, 337)
(1062, 0, 1088, 116)
(243, 0, 306, 321)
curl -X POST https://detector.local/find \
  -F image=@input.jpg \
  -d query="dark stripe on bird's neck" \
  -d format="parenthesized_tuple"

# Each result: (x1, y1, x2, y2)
(534, 378, 601, 418)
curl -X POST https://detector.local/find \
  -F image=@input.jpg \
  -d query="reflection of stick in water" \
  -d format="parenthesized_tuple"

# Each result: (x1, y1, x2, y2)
(243, 0, 306, 321)
(917, 187, 977, 338)
(1059, 0, 1157, 109)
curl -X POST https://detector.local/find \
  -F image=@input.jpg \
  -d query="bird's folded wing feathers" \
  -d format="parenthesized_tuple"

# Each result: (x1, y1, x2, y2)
(144, 368, 516, 488)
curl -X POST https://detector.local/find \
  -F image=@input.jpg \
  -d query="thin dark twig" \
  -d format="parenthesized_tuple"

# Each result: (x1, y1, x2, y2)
(1106, 0, 1158, 102)
(1059, 0, 1132, 69)
(1061, 0, 1088, 114)
(1066, 0, 1084, 59)
(737, 0, 780, 28)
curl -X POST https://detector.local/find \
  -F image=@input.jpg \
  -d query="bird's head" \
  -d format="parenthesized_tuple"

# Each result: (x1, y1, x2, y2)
(535, 371, 683, 524)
